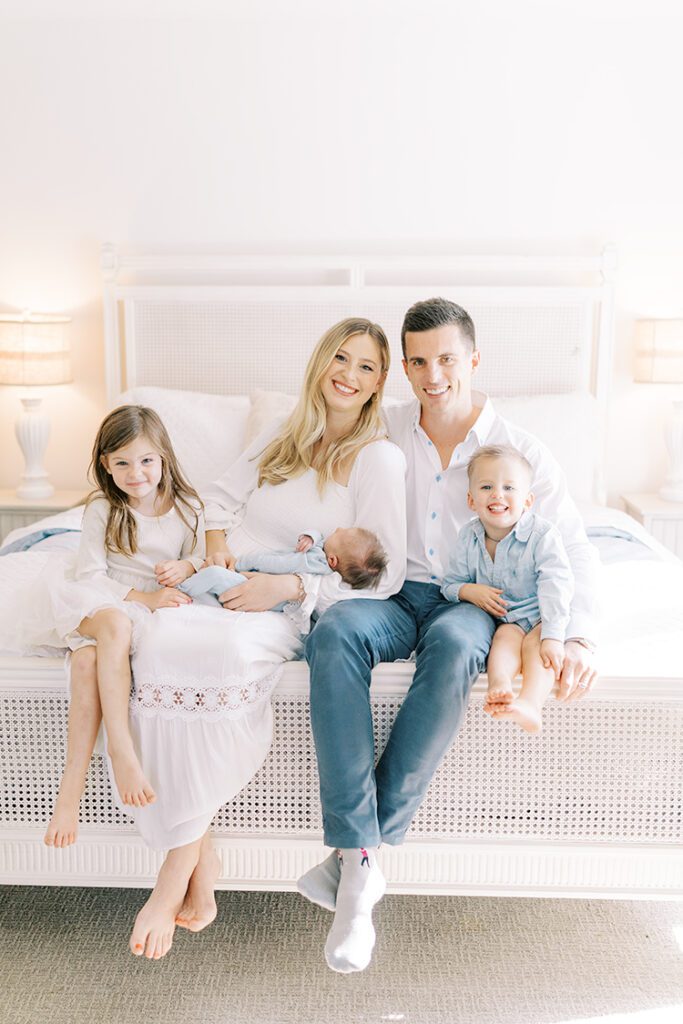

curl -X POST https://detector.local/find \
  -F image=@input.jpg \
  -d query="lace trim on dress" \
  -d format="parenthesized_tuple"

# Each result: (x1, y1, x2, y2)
(130, 664, 283, 720)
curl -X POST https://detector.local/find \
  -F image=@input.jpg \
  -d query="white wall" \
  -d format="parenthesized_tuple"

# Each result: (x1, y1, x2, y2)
(1, 1, 682, 502)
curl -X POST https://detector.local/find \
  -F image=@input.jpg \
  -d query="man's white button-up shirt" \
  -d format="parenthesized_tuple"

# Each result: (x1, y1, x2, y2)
(383, 392, 598, 642)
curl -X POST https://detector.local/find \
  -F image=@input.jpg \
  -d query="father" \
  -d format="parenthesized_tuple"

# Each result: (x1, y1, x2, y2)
(299, 297, 598, 973)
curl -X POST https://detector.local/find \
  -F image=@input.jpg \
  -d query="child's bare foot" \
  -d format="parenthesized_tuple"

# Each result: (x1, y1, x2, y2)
(44, 799, 79, 848)
(490, 697, 543, 733)
(484, 681, 514, 715)
(176, 837, 221, 932)
(130, 843, 201, 959)
(109, 745, 156, 806)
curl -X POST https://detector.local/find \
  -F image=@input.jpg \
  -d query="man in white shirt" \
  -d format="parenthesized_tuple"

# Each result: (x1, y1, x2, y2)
(300, 297, 598, 975)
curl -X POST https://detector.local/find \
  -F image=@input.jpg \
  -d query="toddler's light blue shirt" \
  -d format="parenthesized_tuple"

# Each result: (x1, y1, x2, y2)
(441, 510, 573, 641)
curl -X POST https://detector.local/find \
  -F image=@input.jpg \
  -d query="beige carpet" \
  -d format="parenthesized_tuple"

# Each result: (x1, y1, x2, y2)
(1, 887, 682, 1024)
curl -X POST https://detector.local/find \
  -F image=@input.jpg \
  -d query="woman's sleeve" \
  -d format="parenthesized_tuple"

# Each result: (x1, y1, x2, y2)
(74, 500, 132, 599)
(201, 420, 285, 533)
(297, 440, 407, 621)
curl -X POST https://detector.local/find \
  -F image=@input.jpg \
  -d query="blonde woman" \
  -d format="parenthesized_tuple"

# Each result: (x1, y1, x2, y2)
(126, 318, 407, 960)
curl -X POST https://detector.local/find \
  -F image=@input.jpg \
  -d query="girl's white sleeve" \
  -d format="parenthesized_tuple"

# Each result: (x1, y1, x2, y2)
(296, 440, 407, 623)
(74, 499, 132, 599)
(201, 420, 286, 533)
(180, 504, 207, 572)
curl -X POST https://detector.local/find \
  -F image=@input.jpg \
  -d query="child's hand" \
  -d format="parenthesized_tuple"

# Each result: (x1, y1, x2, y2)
(540, 638, 564, 679)
(458, 583, 508, 617)
(202, 551, 236, 571)
(296, 534, 314, 553)
(155, 560, 196, 586)
(147, 588, 193, 611)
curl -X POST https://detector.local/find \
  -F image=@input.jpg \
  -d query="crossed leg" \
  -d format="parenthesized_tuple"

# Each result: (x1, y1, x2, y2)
(483, 623, 524, 714)
(489, 624, 555, 733)
(175, 831, 222, 932)
(129, 837, 203, 960)
(78, 608, 155, 806)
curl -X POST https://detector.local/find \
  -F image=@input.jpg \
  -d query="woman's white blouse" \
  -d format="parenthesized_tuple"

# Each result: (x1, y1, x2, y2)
(202, 424, 407, 618)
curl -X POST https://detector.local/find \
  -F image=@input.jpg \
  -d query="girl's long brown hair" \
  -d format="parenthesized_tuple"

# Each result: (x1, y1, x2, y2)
(87, 405, 202, 557)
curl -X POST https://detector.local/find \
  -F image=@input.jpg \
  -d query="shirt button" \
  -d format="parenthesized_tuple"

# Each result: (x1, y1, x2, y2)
(427, 440, 433, 446)
(436, 474, 442, 482)
(430, 575, 437, 581)
(429, 548, 434, 556)
(431, 512, 437, 520)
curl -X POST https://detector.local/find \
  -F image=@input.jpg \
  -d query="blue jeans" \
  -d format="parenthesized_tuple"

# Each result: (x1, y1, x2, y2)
(305, 581, 495, 848)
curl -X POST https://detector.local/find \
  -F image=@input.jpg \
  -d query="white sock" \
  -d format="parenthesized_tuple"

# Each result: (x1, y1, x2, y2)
(297, 850, 340, 912)
(324, 848, 386, 974)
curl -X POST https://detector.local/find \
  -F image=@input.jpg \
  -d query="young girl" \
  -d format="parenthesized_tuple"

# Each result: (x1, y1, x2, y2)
(41, 405, 205, 845)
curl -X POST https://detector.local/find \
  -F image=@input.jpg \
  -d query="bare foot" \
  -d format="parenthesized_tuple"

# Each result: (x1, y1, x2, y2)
(109, 745, 156, 807)
(484, 681, 514, 715)
(130, 842, 201, 959)
(44, 793, 80, 848)
(490, 697, 543, 733)
(176, 837, 221, 932)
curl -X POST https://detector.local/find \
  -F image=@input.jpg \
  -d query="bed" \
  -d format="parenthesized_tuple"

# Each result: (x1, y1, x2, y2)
(1, 247, 682, 899)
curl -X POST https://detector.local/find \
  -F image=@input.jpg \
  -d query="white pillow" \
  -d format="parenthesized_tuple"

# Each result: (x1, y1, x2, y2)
(117, 387, 250, 492)
(495, 392, 602, 503)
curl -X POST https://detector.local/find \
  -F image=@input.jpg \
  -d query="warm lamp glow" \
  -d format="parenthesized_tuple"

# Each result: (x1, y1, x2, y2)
(634, 318, 683, 384)
(0, 312, 72, 386)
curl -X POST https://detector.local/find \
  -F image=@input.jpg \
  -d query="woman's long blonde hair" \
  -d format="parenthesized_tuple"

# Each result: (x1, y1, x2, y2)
(258, 318, 390, 493)
(87, 405, 203, 557)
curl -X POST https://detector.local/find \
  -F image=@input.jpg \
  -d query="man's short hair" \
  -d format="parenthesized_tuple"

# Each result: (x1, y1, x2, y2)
(401, 297, 476, 358)
(467, 444, 533, 483)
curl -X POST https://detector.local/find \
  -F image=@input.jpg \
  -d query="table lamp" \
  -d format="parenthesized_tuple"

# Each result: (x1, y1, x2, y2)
(0, 312, 72, 499)
(634, 317, 683, 502)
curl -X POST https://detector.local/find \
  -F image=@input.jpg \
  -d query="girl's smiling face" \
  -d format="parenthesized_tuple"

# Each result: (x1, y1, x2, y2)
(102, 434, 163, 507)
(320, 332, 384, 417)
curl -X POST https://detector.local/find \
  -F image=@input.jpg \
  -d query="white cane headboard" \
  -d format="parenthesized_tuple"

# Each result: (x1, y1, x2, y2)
(101, 247, 616, 408)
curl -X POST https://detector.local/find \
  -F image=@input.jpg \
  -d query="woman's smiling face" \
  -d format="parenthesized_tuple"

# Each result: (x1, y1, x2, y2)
(320, 332, 384, 417)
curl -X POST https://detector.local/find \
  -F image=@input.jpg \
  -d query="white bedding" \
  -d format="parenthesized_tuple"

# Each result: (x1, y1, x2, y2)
(1, 504, 681, 681)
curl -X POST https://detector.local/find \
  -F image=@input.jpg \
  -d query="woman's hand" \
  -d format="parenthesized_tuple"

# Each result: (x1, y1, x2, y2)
(219, 573, 300, 612)
(203, 550, 237, 571)
(155, 559, 196, 587)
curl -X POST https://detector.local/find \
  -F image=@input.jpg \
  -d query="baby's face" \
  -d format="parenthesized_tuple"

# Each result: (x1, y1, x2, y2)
(467, 455, 533, 534)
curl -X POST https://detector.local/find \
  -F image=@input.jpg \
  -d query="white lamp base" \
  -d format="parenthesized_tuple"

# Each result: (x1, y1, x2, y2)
(15, 396, 55, 500)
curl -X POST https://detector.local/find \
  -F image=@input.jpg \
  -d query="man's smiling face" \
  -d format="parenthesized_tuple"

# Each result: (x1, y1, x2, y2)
(402, 323, 480, 414)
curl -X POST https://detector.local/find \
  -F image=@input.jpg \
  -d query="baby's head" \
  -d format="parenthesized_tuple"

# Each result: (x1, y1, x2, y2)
(323, 527, 388, 590)
(466, 445, 534, 535)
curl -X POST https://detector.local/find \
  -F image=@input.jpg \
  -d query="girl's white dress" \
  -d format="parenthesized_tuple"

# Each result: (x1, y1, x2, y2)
(126, 427, 407, 850)
(8, 498, 205, 653)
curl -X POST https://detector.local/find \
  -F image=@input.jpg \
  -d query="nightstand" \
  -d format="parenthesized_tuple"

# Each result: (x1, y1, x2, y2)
(0, 489, 86, 544)
(621, 492, 683, 558)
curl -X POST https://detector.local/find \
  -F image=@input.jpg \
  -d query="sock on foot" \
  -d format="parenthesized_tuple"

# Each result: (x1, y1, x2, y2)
(324, 847, 386, 974)
(297, 850, 341, 912)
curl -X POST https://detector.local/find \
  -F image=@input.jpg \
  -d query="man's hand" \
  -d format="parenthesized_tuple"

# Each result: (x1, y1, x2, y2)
(155, 559, 196, 587)
(219, 573, 300, 612)
(203, 550, 236, 571)
(540, 638, 564, 679)
(296, 534, 314, 553)
(557, 640, 597, 702)
(458, 583, 508, 617)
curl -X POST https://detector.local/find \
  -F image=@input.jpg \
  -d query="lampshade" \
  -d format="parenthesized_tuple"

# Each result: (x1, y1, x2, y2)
(0, 312, 72, 386)
(634, 318, 683, 384)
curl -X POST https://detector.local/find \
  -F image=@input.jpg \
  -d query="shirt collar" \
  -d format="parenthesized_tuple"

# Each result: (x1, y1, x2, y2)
(511, 509, 535, 542)
(409, 391, 495, 441)
(471, 508, 535, 545)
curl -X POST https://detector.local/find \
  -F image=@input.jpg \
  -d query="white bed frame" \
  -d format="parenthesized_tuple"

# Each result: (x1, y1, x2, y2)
(2, 245, 682, 899)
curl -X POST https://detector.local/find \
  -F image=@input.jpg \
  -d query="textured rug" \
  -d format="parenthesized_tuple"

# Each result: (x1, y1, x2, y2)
(1, 887, 682, 1024)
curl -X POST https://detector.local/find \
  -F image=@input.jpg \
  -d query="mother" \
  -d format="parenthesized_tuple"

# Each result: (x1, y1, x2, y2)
(127, 317, 407, 959)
